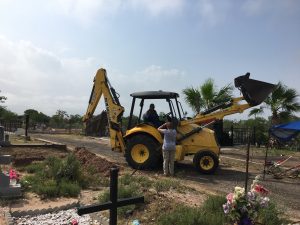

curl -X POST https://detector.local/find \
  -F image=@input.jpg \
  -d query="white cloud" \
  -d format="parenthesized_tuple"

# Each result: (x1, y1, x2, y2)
(0, 36, 192, 117)
(48, 0, 122, 26)
(128, 0, 184, 16)
(47, 0, 184, 25)
(196, 0, 232, 26)
(0, 36, 98, 115)
(241, 0, 300, 16)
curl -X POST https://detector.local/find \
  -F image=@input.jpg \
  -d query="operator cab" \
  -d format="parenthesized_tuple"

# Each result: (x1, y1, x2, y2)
(127, 91, 184, 129)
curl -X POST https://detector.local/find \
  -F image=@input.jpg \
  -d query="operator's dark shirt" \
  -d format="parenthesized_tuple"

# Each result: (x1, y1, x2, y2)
(143, 109, 160, 127)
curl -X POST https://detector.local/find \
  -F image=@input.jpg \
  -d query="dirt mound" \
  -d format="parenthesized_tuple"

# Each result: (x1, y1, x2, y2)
(74, 147, 118, 176)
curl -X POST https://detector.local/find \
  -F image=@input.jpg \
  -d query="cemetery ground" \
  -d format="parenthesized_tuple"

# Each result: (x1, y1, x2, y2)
(0, 133, 300, 224)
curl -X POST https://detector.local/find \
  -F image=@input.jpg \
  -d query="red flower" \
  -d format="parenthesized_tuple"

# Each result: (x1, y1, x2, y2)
(254, 185, 269, 195)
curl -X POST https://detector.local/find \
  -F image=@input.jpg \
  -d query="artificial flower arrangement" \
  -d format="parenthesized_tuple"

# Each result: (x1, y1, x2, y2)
(223, 176, 270, 225)
(9, 168, 19, 185)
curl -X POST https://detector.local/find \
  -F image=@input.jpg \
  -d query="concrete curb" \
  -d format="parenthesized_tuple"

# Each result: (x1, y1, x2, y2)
(11, 200, 79, 218)
(4, 210, 13, 225)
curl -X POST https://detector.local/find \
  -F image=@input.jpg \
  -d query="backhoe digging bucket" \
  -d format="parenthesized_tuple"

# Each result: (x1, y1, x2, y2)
(234, 73, 276, 106)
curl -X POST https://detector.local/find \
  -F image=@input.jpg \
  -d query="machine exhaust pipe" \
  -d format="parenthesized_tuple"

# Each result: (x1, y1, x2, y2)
(234, 73, 276, 106)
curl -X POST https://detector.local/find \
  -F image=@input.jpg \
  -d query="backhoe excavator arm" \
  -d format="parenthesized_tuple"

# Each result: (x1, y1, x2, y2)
(180, 97, 250, 126)
(83, 68, 126, 152)
(181, 73, 275, 126)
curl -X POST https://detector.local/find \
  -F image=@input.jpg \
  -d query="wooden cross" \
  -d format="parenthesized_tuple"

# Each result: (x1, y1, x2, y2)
(77, 167, 144, 225)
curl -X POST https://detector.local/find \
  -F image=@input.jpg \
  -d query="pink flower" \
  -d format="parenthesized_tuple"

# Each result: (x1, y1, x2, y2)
(9, 169, 18, 179)
(71, 219, 78, 225)
(226, 193, 234, 203)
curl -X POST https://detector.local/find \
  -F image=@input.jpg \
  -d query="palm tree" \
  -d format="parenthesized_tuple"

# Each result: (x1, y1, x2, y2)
(182, 87, 202, 114)
(249, 82, 300, 125)
(182, 79, 233, 114)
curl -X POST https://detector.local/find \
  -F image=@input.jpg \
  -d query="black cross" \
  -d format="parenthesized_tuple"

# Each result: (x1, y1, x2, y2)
(77, 167, 144, 225)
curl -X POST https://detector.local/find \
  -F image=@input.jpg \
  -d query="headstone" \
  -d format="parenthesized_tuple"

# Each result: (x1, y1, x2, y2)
(0, 155, 22, 198)
(0, 155, 13, 164)
(0, 173, 10, 187)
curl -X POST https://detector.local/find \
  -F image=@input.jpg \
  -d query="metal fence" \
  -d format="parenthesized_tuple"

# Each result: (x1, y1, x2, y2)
(0, 120, 23, 132)
(223, 126, 256, 146)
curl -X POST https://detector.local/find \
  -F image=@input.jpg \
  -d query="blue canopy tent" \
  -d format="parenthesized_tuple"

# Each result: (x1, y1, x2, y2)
(263, 120, 300, 179)
(269, 120, 300, 142)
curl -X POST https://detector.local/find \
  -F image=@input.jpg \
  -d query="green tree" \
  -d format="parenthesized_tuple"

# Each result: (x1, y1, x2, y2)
(50, 110, 69, 128)
(24, 109, 51, 128)
(183, 79, 233, 114)
(0, 107, 18, 120)
(68, 114, 83, 130)
(249, 82, 300, 125)
(0, 90, 7, 103)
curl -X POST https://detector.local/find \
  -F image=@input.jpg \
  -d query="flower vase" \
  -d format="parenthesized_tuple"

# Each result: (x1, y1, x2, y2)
(235, 216, 253, 225)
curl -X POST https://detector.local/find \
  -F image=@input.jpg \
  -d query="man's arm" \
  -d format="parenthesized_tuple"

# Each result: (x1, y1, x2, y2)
(158, 123, 167, 132)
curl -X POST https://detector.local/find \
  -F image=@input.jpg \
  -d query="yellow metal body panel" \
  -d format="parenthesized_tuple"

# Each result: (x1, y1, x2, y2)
(175, 145, 184, 161)
(176, 123, 220, 158)
(124, 124, 163, 144)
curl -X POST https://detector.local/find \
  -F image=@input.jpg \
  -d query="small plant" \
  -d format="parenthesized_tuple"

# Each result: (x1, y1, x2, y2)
(120, 173, 152, 188)
(59, 180, 81, 197)
(153, 178, 181, 192)
(98, 183, 142, 217)
(24, 162, 44, 174)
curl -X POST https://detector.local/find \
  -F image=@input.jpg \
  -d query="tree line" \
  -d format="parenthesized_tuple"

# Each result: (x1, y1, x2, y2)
(1, 78, 299, 134)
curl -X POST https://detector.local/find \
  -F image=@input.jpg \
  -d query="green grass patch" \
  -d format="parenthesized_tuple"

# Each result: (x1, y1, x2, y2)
(24, 162, 44, 173)
(153, 178, 181, 192)
(157, 195, 290, 225)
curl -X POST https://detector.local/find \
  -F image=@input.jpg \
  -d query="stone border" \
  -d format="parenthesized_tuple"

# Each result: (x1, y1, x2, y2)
(11, 200, 79, 218)
(4, 210, 13, 225)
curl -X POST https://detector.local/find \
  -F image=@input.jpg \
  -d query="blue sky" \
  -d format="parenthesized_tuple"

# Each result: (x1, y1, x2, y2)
(0, 0, 299, 119)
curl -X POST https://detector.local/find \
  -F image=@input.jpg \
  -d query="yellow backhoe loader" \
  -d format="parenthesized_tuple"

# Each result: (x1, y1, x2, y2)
(83, 69, 274, 174)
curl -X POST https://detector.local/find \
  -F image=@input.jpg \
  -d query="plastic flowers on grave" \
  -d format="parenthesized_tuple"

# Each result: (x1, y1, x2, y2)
(223, 176, 270, 225)
(9, 169, 18, 180)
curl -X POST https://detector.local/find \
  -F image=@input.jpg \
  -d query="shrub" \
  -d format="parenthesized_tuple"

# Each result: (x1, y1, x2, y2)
(24, 162, 44, 174)
(20, 154, 85, 198)
(59, 180, 81, 197)
(258, 202, 290, 225)
(36, 179, 59, 198)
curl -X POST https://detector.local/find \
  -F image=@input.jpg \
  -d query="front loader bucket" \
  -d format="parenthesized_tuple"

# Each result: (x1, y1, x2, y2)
(234, 73, 276, 106)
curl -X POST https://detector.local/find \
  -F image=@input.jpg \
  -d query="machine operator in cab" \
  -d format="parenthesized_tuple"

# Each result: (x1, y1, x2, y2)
(143, 103, 161, 127)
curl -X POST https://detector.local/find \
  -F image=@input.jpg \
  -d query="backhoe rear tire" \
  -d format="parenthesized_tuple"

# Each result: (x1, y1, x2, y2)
(193, 150, 219, 174)
(125, 134, 161, 170)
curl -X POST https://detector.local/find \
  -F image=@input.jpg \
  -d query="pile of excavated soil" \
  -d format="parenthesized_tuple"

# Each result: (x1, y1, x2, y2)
(0, 147, 68, 166)
(74, 147, 118, 176)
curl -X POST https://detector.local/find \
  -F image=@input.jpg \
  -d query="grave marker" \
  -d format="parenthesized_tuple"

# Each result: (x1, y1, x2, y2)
(77, 167, 144, 225)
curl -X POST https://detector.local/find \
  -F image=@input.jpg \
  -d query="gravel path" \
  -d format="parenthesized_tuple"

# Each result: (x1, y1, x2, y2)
(13, 209, 95, 225)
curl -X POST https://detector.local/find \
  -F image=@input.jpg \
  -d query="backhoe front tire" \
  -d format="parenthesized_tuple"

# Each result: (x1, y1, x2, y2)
(125, 134, 161, 170)
(193, 150, 219, 174)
